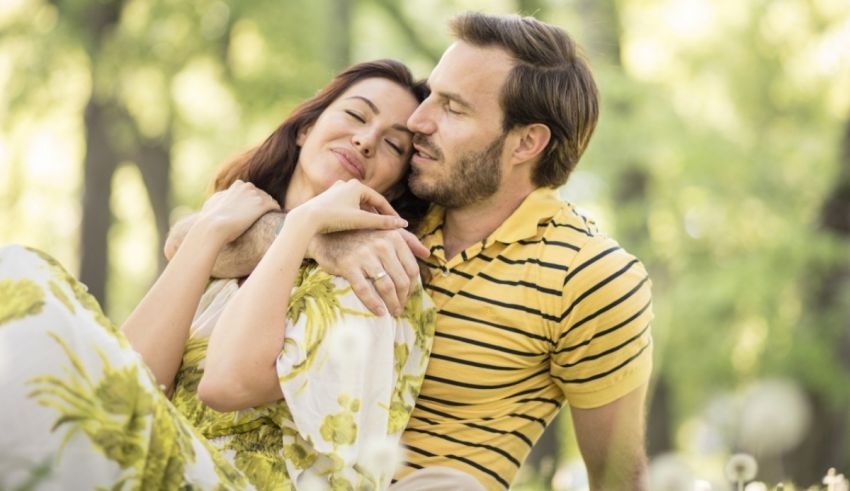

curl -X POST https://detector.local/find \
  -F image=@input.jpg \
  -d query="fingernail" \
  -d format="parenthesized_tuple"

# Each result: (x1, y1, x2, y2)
(398, 218, 408, 227)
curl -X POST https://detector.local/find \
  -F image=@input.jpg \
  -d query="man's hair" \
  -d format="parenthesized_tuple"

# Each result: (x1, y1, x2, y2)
(450, 12, 599, 188)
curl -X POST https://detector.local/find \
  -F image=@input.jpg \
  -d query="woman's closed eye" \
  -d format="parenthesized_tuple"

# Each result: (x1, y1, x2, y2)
(385, 139, 404, 155)
(345, 110, 366, 123)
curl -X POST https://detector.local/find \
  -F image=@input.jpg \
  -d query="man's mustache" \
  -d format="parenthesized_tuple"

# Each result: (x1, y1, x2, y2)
(412, 134, 443, 161)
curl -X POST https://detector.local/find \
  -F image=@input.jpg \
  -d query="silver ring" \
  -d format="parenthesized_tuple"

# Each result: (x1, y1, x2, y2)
(369, 271, 389, 282)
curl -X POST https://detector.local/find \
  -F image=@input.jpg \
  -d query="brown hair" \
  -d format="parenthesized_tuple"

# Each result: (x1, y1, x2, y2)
(450, 12, 599, 187)
(214, 59, 430, 229)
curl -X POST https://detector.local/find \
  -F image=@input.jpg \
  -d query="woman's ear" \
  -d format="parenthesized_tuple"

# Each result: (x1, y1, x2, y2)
(296, 124, 314, 147)
(510, 123, 551, 165)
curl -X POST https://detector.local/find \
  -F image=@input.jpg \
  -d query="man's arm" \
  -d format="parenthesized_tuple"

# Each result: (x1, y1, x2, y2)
(165, 211, 283, 278)
(164, 210, 429, 315)
(570, 383, 649, 490)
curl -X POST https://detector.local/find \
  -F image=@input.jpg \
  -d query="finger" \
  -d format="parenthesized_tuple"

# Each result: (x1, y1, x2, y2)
(379, 253, 410, 316)
(348, 269, 387, 316)
(357, 184, 400, 217)
(390, 231, 420, 288)
(395, 230, 419, 296)
(347, 210, 407, 230)
(259, 192, 281, 212)
(400, 229, 430, 259)
(369, 264, 401, 317)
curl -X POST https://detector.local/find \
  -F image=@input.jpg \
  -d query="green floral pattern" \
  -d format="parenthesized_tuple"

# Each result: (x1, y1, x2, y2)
(0, 247, 434, 490)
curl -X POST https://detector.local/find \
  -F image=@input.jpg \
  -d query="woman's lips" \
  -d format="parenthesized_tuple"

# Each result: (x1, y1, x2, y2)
(332, 148, 365, 179)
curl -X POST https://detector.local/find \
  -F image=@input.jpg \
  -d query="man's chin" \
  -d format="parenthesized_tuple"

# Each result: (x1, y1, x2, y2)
(409, 176, 443, 203)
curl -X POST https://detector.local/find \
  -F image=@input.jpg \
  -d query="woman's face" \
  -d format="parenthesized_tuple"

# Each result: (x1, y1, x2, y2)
(294, 78, 419, 199)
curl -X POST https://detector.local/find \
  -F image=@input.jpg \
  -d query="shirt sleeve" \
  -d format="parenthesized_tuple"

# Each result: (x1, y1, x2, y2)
(550, 235, 653, 409)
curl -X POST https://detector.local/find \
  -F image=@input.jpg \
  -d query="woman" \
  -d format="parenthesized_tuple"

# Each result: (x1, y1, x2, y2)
(0, 60, 435, 490)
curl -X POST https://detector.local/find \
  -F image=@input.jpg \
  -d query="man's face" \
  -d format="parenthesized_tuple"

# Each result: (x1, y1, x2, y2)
(407, 41, 515, 208)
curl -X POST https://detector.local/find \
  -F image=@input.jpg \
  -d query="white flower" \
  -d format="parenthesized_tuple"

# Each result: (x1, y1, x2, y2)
(648, 453, 694, 491)
(744, 482, 768, 491)
(551, 460, 589, 491)
(694, 479, 714, 491)
(738, 379, 811, 455)
(824, 467, 850, 491)
(724, 453, 758, 484)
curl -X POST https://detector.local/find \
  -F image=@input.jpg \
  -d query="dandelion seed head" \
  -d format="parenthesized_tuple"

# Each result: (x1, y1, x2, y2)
(552, 460, 589, 491)
(724, 453, 758, 483)
(551, 460, 589, 491)
(738, 379, 810, 455)
(694, 479, 714, 491)
(649, 453, 694, 491)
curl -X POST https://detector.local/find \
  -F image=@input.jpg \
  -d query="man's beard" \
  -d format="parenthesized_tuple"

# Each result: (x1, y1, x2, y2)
(409, 135, 504, 208)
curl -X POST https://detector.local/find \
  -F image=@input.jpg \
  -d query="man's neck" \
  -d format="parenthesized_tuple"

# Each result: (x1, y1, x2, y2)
(442, 184, 535, 261)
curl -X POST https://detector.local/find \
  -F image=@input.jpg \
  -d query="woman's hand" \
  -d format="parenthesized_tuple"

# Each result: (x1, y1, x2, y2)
(291, 179, 408, 235)
(197, 180, 281, 245)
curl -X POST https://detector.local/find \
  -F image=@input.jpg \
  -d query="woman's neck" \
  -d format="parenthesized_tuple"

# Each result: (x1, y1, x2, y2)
(284, 167, 318, 211)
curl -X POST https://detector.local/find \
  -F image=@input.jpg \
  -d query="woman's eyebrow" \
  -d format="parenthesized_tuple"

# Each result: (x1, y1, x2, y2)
(344, 95, 379, 114)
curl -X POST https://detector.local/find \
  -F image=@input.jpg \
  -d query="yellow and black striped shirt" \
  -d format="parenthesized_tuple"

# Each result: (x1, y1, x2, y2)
(396, 187, 653, 489)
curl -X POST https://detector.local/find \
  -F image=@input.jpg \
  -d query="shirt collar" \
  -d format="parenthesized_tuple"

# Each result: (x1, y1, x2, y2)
(417, 187, 563, 245)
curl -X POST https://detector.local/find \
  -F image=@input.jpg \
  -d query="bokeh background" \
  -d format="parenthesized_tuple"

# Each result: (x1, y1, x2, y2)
(2, 0, 849, 488)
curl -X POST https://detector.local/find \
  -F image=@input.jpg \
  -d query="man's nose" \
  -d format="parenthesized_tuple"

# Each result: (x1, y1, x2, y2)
(407, 101, 436, 135)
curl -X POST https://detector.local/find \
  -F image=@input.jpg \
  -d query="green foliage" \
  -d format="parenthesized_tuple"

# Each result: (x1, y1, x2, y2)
(2, 0, 850, 485)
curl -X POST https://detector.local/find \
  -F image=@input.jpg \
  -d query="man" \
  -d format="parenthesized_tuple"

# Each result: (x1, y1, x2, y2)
(169, 12, 652, 490)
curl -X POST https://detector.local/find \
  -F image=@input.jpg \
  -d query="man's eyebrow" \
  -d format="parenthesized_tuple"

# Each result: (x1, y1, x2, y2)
(345, 95, 379, 114)
(392, 124, 413, 136)
(436, 91, 474, 110)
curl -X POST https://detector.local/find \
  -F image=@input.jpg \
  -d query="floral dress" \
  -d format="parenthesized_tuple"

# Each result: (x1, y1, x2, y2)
(0, 245, 435, 490)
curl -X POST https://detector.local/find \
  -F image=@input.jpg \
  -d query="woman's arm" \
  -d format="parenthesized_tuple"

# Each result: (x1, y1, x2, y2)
(200, 180, 408, 412)
(122, 181, 280, 395)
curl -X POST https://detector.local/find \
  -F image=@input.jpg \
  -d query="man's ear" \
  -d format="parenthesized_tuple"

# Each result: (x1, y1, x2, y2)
(296, 124, 314, 147)
(510, 123, 551, 165)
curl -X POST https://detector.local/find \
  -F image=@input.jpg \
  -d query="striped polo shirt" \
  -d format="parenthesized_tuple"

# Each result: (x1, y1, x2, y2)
(396, 187, 653, 489)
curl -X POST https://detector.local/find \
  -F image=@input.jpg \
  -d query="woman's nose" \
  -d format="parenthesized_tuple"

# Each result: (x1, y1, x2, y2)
(352, 131, 375, 156)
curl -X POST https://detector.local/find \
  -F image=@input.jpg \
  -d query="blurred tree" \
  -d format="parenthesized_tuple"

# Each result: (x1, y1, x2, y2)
(370, 0, 441, 64)
(785, 114, 850, 483)
(75, 0, 126, 307)
(330, 0, 352, 70)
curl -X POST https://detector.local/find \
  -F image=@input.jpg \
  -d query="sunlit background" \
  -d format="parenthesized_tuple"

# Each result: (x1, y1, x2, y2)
(2, 0, 850, 489)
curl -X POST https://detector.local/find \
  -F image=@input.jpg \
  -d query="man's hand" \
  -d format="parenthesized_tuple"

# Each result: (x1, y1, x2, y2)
(307, 228, 429, 316)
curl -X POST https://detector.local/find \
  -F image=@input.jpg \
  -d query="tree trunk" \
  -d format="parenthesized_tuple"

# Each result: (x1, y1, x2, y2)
(646, 377, 673, 457)
(79, 99, 119, 305)
(135, 136, 172, 273)
(370, 0, 440, 64)
(76, 0, 124, 307)
(329, 0, 352, 71)
(785, 114, 850, 484)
